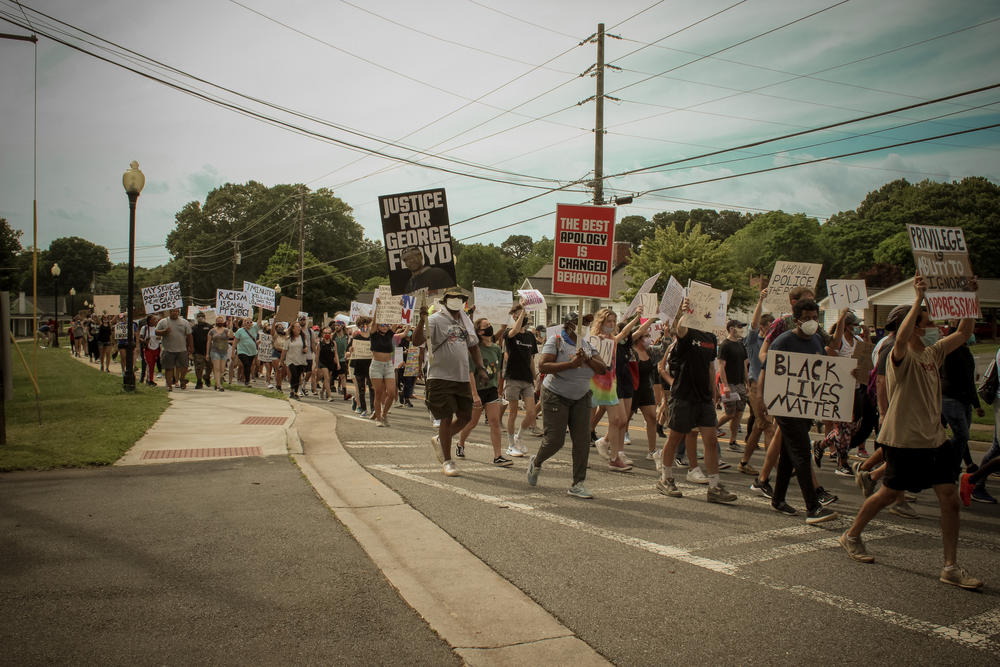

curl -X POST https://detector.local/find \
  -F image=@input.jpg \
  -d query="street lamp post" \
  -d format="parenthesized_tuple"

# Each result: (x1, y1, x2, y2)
(122, 161, 145, 392)
(69, 287, 76, 316)
(50, 263, 61, 347)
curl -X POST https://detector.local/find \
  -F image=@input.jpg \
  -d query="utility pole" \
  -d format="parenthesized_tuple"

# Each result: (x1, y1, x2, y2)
(298, 188, 305, 300)
(594, 22, 605, 206)
(231, 238, 240, 290)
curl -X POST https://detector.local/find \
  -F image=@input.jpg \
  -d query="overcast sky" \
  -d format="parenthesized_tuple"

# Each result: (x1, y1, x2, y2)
(1, 0, 998, 272)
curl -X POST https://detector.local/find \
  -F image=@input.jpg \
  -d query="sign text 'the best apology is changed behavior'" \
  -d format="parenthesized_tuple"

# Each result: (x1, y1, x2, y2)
(551, 203, 616, 299)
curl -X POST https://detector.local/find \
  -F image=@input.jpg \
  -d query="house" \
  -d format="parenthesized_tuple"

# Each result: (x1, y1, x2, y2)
(817, 278, 1000, 340)
(519, 242, 634, 325)
(7, 293, 66, 337)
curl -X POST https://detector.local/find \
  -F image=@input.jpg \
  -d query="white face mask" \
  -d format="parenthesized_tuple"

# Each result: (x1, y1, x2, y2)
(601, 324, 615, 334)
(799, 320, 819, 336)
(445, 298, 464, 312)
(920, 327, 940, 346)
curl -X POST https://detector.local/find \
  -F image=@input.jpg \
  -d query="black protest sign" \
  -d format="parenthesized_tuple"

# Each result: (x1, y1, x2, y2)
(380, 188, 456, 296)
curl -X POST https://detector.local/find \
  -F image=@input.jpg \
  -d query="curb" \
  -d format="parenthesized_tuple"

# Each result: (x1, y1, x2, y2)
(289, 402, 610, 667)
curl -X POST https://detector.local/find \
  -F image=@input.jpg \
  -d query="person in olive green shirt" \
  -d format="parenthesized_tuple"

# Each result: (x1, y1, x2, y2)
(455, 317, 513, 468)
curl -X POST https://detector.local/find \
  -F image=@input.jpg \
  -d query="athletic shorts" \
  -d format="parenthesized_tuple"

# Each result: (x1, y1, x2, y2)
(616, 371, 635, 400)
(883, 442, 958, 493)
(503, 378, 534, 403)
(477, 385, 501, 405)
(667, 397, 717, 433)
(633, 383, 656, 408)
(370, 359, 395, 379)
(318, 361, 338, 373)
(425, 379, 473, 421)
(161, 350, 188, 370)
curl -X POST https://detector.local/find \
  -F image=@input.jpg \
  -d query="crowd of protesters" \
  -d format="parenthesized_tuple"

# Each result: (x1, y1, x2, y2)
(58, 274, 997, 590)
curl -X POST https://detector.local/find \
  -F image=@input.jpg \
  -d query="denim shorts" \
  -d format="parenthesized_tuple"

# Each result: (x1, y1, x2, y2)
(370, 359, 395, 379)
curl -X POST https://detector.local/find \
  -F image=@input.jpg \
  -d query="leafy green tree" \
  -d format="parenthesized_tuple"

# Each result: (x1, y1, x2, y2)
(615, 215, 653, 252)
(651, 209, 750, 241)
(455, 243, 512, 290)
(725, 211, 828, 284)
(26, 236, 112, 298)
(257, 243, 356, 315)
(625, 223, 753, 308)
(514, 236, 554, 287)
(0, 218, 23, 292)
(500, 234, 534, 259)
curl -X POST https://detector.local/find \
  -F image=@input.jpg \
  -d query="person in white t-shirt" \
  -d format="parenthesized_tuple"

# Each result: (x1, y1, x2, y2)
(140, 314, 161, 386)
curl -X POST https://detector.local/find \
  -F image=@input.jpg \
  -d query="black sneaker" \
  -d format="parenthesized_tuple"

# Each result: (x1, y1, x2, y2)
(656, 424, 666, 438)
(751, 478, 773, 499)
(195, 382, 203, 389)
(817, 487, 838, 506)
(806, 506, 839, 524)
(591, 430, 598, 444)
(492, 456, 514, 467)
(455, 445, 465, 458)
(771, 501, 797, 516)
(812, 440, 824, 468)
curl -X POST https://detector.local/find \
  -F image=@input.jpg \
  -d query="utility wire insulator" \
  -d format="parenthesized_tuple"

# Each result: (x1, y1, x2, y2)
(606, 64, 623, 72)
(605, 95, 622, 103)
(577, 95, 596, 106)
(579, 63, 595, 77)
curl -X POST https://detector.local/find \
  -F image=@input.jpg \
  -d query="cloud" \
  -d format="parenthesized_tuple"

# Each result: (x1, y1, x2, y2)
(184, 165, 223, 197)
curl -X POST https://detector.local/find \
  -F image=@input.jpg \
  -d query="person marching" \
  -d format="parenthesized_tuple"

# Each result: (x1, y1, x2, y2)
(207, 316, 232, 391)
(503, 299, 540, 458)
(455, 317, 513, 467)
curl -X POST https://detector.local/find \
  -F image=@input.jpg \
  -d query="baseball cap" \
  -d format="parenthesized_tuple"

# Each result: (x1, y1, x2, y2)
(885, 304, 910, 332)
(563, 311, 579, 325)
(442, 288, 467, 300)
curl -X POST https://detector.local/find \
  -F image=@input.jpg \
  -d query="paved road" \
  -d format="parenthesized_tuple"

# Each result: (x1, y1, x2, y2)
(0, 457, 459, 666)
(310, 389, 1000, 665)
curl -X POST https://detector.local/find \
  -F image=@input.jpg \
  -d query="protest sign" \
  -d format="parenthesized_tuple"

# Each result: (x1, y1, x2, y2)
(586, 335, 616, 367)
(624, 272, 662, 318)
(92, 295, 121, 317)
(713, 289, 733, 341)
(852, 340, 874, 384)
(242, 281, 276, 310)
(393, 347, 404, 367)
(257, 332, 273, 360)
(517, 289, 545, 308)
(473, 287, 513, 327)
(349, 300, 374, 322)
(906, 224, 980, 320)
(639, 292, 659, 317)
(826, 279, 868, 311)
(114, 322, 127, 340)
(762, 261, 822, 314)
(141, 282, 182, 314)
(351, 339, 372, 360)
(545, 325, 563, 342)
(216, 289, 252, 318)
(682, 281, 724, 333)
(275, 296, 302, 326)
(186, 305, 210, 320)
(403, 347, 421, 376)
(764, 350, 857, 420)
(400, 293, 420, 324)
(380, 188, 456, 295)
(334, 313, 351, 325)
(552, 203, 616, 299)
(657, 276, 684, 324)
(374, 285, 404, 325)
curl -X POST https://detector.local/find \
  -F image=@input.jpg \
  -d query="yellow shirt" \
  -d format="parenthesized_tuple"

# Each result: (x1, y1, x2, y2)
(880, 340, 947, 449)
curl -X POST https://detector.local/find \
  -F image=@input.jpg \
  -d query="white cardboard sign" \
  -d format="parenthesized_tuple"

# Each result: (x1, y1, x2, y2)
(682, 281, 724, 333)
(141, 282, 182, 314)
(350, 301, 374, 322)
(586, 335, 616, 367)
(242, 281, 276, 310)
(374, 285, 404, 325)
(657, 275, 684, 325)
(764, 349, 857, 420)
(473, 287, 513, 328)
(625, 272, 661, 318)
(215, 289, 252, 318)
(826, 279, 868, 311)
(517, 289, 546, 308)
(763, 261, 822, 314)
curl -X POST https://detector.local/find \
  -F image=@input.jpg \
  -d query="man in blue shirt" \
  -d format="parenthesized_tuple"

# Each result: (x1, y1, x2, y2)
(742, 288, 774, 473)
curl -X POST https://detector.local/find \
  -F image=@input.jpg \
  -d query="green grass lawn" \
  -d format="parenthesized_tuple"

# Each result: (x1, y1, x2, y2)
(970, 342, 998, 356)
(0, 344, 169, 471)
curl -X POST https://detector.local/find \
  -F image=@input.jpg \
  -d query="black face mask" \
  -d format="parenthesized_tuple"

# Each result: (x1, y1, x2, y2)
(481, 326, 494, 337)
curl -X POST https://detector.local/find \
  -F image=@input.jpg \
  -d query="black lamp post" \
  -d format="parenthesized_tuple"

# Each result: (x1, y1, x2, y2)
(69, 287, 76, 316)
(122, 160, 145, 392)
(50, 262, 61, 347)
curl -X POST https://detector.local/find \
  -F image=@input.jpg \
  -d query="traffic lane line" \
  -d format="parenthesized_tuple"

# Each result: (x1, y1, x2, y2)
(369, 463, 999, 654)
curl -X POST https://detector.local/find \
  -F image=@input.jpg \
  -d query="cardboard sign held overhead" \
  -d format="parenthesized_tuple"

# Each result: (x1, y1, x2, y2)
(349, 300, 373, 323)
(242, 281, 276, 310)
(92, 295, 121, 317)
(586, 335, 616, 367)
(141, 282, 182, 314)
(216, 289, 252, 318)
(374, 285, 404, 325)
(682, 281, 724, 333)
(274, 296, 302, 325)
(473, 287, 513, 328)
(638, 292, 658, 317)
(762, 261, 822, 314)
(764, 350, 857, 421)
(552, 203, 616, 299)
(517, 289, 545, 308)
(826, 279, 868, 311)
(657, 276, 684, 325)
(380, 188, 456, 296)
(351, 338, 372, 360)
(624, 272, 662, 318)
(906, 224, 980, 320)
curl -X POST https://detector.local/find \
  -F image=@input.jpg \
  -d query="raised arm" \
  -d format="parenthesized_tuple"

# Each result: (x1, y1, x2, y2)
(893, 275, 926, 363)
(750, 288, 767, 331)
(411, 306, 428, 347)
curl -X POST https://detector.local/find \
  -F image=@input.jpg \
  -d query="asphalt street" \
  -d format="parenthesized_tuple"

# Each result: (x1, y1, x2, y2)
(0, 457, 460, 666)
(316, 387, 1000, 666)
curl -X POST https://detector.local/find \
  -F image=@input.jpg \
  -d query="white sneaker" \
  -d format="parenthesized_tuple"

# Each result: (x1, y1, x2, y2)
(442, 460, 459, 477)
(595, 437, 610, 460)
(646, 450, 657, 461)
(432, 418, 441, 427)
(653, 449, 663, 472)
(718, 461, 732, 471)
(623, 431, 631, 445)
(267, 383, 274, 389)
(620, 453, 633, 466)
(513, 432, 523, 452)
(686, 467, 709, 484)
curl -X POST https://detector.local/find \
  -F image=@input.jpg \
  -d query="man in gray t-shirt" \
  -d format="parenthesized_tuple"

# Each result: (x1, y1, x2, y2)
(412, 289, 488, 477)
(527, 311, 607, 499)
(155, 309, 193, 391)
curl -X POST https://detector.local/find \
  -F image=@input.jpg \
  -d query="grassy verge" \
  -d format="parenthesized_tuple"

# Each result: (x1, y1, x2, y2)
(1, 344, 169, 471)
(222, 382, 287, 401)
(970, 342, 998, 356)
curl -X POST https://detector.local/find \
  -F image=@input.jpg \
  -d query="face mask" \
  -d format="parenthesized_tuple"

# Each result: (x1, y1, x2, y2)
(601, 324, 614, 334)
(643, 336, 652, 348)
(445, 298, 464, 312)
(323, 334, 331, 340)
(406, 331, 412, 337)
(799, 320, 819, 336)
(481, 326, 494, 337)
(920, 327, 940, 346)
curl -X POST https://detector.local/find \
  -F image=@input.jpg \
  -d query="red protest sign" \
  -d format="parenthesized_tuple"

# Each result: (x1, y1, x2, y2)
(551, 203, 616, 299)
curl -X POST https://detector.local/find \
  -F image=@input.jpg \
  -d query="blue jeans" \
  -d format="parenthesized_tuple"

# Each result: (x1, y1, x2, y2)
(941, 397, 973, 470)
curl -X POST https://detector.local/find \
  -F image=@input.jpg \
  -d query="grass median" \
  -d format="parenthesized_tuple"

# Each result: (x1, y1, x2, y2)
(0, 344, 169, 471)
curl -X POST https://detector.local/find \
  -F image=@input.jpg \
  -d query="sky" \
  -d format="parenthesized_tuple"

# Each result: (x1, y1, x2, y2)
(1, 0, 999, 272)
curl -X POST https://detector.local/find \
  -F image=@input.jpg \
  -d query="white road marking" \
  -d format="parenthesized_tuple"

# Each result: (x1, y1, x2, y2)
(951, 606, 1000, 638)
(725, 526, 904, 567)
(346, 444, 424, 449)
(369, 463, 1000, 653)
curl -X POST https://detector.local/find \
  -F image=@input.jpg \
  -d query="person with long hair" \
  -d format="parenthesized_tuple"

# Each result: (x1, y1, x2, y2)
(332, 320, 351, 400)
(281, 320, 310, 399)
(633, 326, 661, 462)
(369, 301, 402, 426)
(455, 317, 513, 467)
(270, 322, 288, 392)
(350, 317, 373, 416)
(315, 326, 341, 401)
(207, 316, 232, 392)
(97, 315, 113, 372)
(590, 306, 644, 472)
